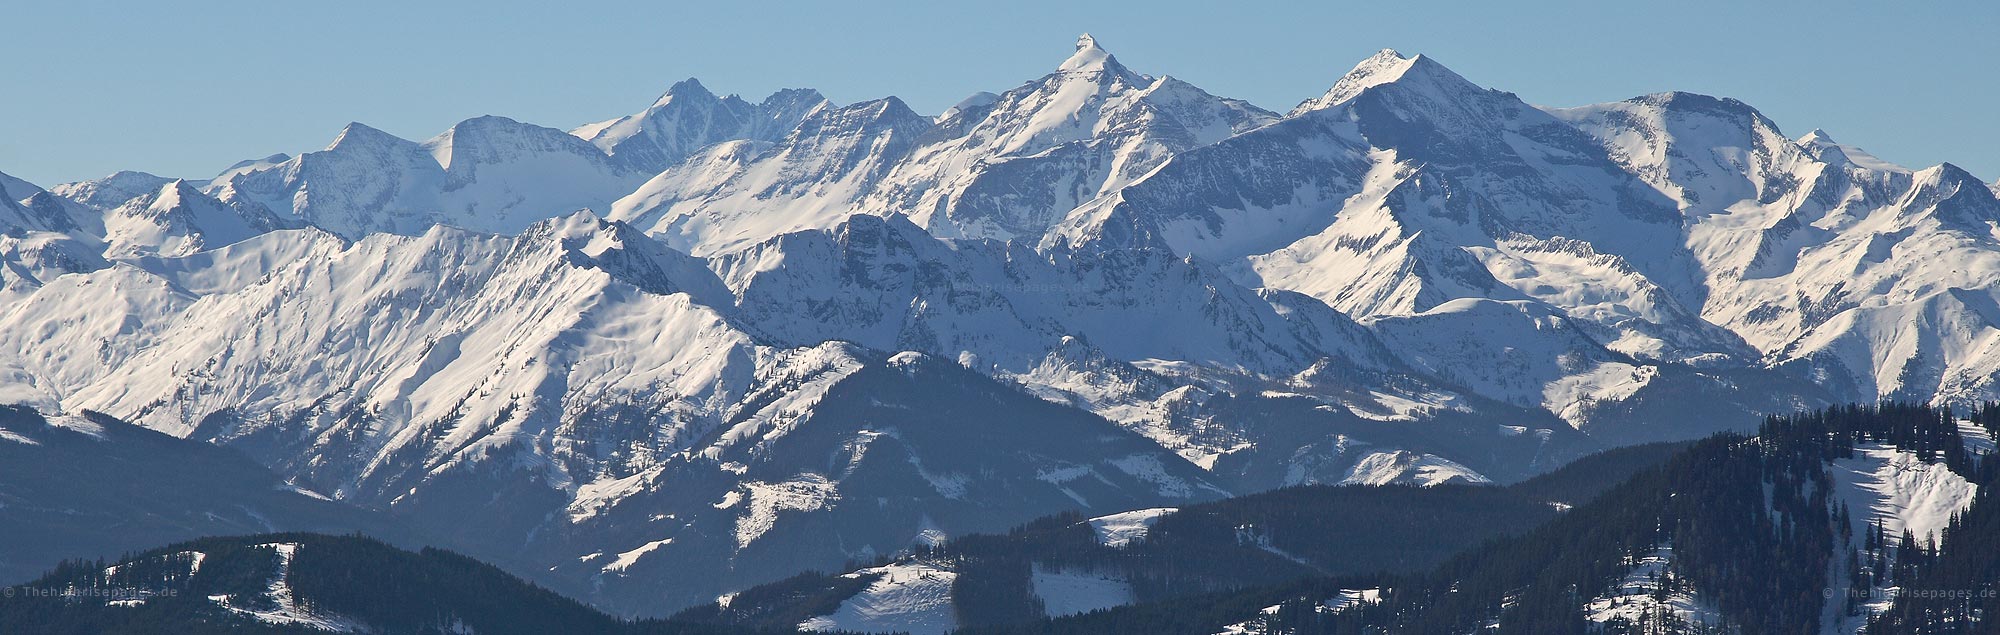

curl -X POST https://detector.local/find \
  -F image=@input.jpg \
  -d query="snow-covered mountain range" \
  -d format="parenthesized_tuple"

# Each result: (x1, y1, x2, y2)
(4, 35, 1995, 614)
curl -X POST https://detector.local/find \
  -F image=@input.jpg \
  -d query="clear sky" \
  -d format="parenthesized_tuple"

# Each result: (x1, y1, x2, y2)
(4, 0, 1994, 187)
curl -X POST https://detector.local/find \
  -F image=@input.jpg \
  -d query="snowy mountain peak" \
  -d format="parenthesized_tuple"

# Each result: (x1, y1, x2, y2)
(758, 87, 829, 112)
(1796, 126, 1908, 173)
(792, 96, 929, 141)
(1904, 163, 1999, 222)
(103, 178, 280, 258)
(149, 179, 197, 212)
(50, 170, 176, 212)
(1634, 91, 1781, 136)
(655, 77, 716, 107)
(327, 122, 412, 152)
(573, 78, 829, 175)
(1292, 48, 1476, 114)
(1058, 32, 1132, 77)
(1295, 48, 1409, 110)
(424, 115, 627, 183)
(1914, 162, 1985, 189)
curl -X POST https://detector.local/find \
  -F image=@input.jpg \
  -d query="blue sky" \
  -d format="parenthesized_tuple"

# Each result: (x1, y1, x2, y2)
(4, 0, 1994, 187)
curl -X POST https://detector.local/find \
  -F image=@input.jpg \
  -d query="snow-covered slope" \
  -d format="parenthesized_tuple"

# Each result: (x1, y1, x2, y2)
(700, 213, 1525, 485)
(1820, 443, 1980, 633)
(0, 172, 109, 297)
(51, 170, 176, 213)
(1087, 507, 1176, 547)
(877, 34, 1278, 243)
(611, 98, 933, 255)
(207, 123, 450, 238)
(211, 117, 646, 238)
(798, 562, 959, 635)
(1552, 95, 2000, 406)
(102, 180, 290, 258)
(1058, 49, 1735, 366)
(612, 34, 1278, 255)
(573, 78, 827, 174)
(2, 210, 1239, 613)
(422, 115, 649, 234)
(1580, 546, 1725, 629)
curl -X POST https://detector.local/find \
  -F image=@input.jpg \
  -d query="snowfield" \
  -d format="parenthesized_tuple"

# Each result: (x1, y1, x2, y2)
(1582, 547, 1725, 628)
(798, 562, 959, 635)
(1822, 444, 1979, 633)
(1088, 507, 1178, 548)
(1831, 444, 1978, 543)
(1031, 564, 1136, 617)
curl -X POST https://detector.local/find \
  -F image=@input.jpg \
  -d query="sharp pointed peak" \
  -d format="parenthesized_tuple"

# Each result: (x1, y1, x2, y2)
(653, 77, 718, 107)
(329, 122, 411, 150)
(1058, 32, 1126, 74)
(144, 179, 207, 212)
(1293, 48, 1477, 114)
(1800, 131, 1910, 173)
(337, 121, 387, 136)
(1918, 161, 1981, 183)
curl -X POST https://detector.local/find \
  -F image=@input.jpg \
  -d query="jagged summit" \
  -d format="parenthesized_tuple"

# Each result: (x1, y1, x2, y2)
(653, 77, 714, 107)
(572, 77, 829, 174)
(759, 87, 827, 108)
(1060, 33, 1111, 71)
(1057, 32, 1138, 80)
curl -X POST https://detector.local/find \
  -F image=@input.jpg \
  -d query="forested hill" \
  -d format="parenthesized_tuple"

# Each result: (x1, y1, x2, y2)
(673, 442, 1685, 633)
(0, 533, 810, 635)
(1018, 403, 1999, 635)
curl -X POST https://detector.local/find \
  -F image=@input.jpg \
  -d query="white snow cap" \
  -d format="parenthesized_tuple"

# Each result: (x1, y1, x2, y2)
(1292, 48, 1475, 114)
(1060, 33, 1116, 73)
(1321, 49, 1417, 103)
(1800, 127, 1910, 173)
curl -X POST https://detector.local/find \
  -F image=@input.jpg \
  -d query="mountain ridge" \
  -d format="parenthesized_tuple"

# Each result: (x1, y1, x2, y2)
(4, 35, 1997, 620)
